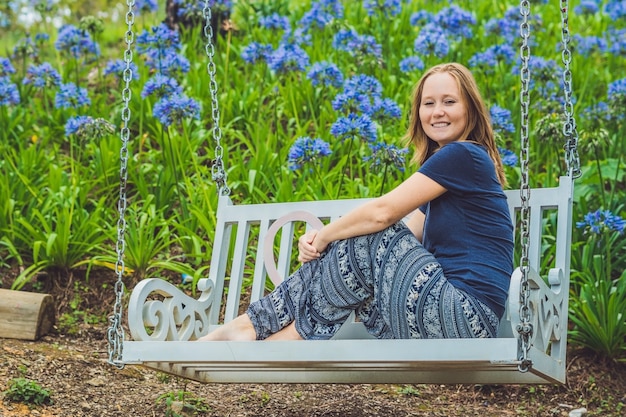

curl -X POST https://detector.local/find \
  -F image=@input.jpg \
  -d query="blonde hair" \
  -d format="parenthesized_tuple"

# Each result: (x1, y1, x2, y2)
(405, 62, 507, 187)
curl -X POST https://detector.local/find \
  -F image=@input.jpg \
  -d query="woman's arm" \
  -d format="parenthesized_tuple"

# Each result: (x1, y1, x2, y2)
(311, 172, 445, 253)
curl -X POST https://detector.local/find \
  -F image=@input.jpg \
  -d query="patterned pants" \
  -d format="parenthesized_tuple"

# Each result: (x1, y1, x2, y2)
(247, 222, 500, 340)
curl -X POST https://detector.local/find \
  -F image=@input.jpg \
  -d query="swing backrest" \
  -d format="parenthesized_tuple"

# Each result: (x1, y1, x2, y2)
(206, 176, 574, 340)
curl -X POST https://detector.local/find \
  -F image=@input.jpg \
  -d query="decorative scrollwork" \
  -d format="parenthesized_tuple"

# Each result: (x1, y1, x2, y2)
(508, 267, 567, 355)
(128, 278, 215, 341)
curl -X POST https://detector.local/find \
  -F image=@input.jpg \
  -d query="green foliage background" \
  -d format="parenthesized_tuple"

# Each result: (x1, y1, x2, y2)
(0, 0, 624, 361)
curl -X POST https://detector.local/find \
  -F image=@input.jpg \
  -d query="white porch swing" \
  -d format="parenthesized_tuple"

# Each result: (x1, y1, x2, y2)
(107, 0, 580, 384)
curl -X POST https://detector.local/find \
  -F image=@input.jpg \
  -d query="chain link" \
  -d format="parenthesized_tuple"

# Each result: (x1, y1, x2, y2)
(107, 0, 135, 369)
(559, 0, 581, 178)
(517, 0, 533, 373)
(203, 1, 230, 196)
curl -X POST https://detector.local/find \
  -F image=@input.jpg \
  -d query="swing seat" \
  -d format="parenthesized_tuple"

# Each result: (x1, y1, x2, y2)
(121, 176, 573, 384)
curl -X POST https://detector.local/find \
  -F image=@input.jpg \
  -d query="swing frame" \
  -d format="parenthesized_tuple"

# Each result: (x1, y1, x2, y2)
(107, 0, 581, 385)
(120, 177, 573, 384)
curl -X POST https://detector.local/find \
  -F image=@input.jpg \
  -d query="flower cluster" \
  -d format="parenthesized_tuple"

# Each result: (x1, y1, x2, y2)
(490, 105, 515, 135)
(153, 95, 201, 127)
(498, 148, 518, 167)
(55, 82, 90, 109)
(103, 59, 140, 81)
(306, 61, 343, 88)
(64, 115, 115, 140)
(332, 28, 382, 60)
(54, 24, 100, 59)
(288, 136, 332, 170)
(137, 23, 201, 128)
(0, 76, 20, 106)
(365, 142, 409, 172)
(23, 63, 62, 88)
(362, 0, 402, 18)
(298, 0, 344, 31)
(577, 209, 625, 235)
(468, 44, 516, 73)
(0, 57, 15, 76)
(137, 23, 190, 76)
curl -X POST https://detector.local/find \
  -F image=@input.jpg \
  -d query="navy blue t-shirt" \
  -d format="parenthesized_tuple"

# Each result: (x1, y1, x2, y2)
(418, 141, 514, 318)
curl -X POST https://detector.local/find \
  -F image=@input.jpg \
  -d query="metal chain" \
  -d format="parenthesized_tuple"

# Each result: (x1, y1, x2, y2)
(559, 0, 581, 178)
(516, 0, 533, 373)
(203, 1, 230, 196)
(107, 0, 135, 369)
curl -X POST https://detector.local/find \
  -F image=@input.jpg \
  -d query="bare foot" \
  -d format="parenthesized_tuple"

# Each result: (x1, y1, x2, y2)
(198, 314, 257, 341)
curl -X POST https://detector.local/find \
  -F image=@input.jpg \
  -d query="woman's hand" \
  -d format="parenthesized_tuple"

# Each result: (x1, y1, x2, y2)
(297, 230, 321, 263)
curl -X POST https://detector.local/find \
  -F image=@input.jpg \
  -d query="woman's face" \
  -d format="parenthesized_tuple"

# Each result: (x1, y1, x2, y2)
(418, 72, 468, 147)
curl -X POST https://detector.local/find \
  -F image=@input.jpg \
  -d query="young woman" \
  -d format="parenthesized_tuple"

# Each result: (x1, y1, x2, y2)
(200, 62, 514, 342)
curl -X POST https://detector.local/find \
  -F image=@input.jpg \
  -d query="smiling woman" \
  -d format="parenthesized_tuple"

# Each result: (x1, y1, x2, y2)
(200, 62, 515, 344)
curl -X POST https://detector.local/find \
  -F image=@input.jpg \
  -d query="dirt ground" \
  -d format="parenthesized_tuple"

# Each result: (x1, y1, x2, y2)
(0, 273, 625, 417)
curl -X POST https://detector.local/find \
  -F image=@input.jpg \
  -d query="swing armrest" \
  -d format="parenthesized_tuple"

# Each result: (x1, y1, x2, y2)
(127, 278, 215, 341)
(505, 267, 568, 353)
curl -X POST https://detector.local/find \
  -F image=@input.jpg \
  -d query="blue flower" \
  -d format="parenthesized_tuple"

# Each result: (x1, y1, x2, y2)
(241, 42, 273, 64)
(363, 0, 403, 18)
(299, 0, 344, 30)
(399, 56, 424, 73)
(343, 74, 383, 99)
(153, 94, 201, 127)
(576, 209, 625, 235)
(370, 97, 402, 122)
(414, 23, 449, 58)
(288, 136, 332, 170)
(469, 44, 516, 72)
(54, 82, 91, 109)
(0, 57, 15, 76)
(135, 0, 159, 14)
(364, 142, 409, 172)
(332, 74, 383, 115)
(435, 5, 476, 40)
(410, 10, 433, 26)
(513, 56, 560, 97)
(146, 50, 191, 76)
(54, 24, 100, 58)
(498, 147, 518, 167)
(332, 28, 382, 59)
(607, 28, 626, 56)
(0, 76, 20, 106)
(607, 77, 626, 117)
(137, 23, 181, 56)
(330, 113, 377, 143)
(103, 59, 140, 80)
(581, 102, 611, 126)
(307, 61, 343, 88)
(574, 0, 600, 15)
(571, 34, 608, 56)
(64, 115, 94, 136)
(605, 0, 626, 20)
(490, 105, 515, 134)
(259, 13, 291, 31)
(332, 90, 374, 115)
(267, 43, 310, 73)
(484, 7, 542, 44)
(142, 74, 183, 99)
(22, 62, 62, 88)
(64, 115, 115, 139)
